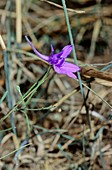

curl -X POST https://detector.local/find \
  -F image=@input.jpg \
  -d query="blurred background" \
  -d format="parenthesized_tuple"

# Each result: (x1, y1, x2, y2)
(0, 0, 112, 170)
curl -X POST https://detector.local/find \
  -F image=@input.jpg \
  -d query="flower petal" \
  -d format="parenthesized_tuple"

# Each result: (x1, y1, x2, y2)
(25, 36, 49, 62)
(53, 65, 67, 74)
(50, 45, 54, 54)
(66, 72, 77, 79)
(61, 45, 72, 59)
(53, 63, 79, 79)
(62, 62, 80, 72)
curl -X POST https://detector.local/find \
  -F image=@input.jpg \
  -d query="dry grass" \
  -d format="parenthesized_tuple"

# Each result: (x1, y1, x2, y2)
(0, 0, 112, 169)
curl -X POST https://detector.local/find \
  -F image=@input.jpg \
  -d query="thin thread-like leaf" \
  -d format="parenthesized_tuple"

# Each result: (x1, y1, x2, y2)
(21, 110, 31, 134)
(0, 91, 8, 105)
(16, 85, 26, 107)
(0, 127, 16, 133)
(0, 143, 31, 160)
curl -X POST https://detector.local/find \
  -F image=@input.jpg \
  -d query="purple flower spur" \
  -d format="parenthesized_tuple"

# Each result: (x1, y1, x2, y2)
(25, 36, 80, 79)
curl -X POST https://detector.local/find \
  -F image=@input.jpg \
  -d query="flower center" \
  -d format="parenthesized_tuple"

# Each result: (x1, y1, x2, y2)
(49, 53, 64, 67)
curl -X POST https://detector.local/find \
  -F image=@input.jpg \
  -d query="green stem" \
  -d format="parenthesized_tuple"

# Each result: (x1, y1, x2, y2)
(61, 0, 84, 100)
(0, 67, 51, 122)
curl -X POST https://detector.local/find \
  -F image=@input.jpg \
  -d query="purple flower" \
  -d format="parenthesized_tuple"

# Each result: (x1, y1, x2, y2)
(25, 36, 80, 79)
